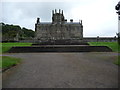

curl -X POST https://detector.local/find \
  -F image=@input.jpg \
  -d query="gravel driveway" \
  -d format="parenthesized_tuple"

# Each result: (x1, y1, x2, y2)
(2, 52, 118, 88)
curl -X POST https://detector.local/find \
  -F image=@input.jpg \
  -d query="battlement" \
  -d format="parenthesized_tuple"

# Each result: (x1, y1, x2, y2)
(52, 9, 65, 24)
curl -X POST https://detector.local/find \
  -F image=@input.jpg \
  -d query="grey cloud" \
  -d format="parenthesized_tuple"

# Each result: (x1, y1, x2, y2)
(13, 2, 73, 21)
(1, 1, 118, 36)
(2, 2, 75, 30)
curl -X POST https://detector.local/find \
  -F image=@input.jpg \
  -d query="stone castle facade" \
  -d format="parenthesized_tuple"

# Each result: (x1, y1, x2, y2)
(35, 9, 83, 41)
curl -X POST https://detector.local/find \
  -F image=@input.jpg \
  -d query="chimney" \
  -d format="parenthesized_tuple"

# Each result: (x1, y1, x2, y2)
(81, 20, 82, 25)
(59, 9, 60, 14)
(37, 17, 40, 24)
(65, 19, 67, 23)
(70, 19, 73, 23)
(52, 10, 54, 15)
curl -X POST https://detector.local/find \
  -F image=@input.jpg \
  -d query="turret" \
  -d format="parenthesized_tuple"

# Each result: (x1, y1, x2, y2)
(59, 9, 60, 14)
(36, 17, 40, 24)
(70, 19, 73, 23)
(62, 10, 63, 15)
(52, 9, 65, 24)
(52, 10, 54, 15)
(55, 9, 57, 13)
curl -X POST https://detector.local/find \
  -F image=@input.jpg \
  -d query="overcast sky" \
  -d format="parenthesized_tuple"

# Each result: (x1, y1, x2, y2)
(1, 0, 119, 37)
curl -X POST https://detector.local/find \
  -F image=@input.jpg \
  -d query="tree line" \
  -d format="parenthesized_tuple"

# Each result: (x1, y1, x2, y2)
(1, 22, 35, 41)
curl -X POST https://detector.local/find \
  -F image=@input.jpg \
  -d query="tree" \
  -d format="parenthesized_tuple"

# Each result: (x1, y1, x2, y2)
(1, 22, 35, 41)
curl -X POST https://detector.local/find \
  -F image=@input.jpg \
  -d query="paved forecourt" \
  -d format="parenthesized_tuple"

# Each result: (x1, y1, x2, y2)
(2, 52, 118, 88)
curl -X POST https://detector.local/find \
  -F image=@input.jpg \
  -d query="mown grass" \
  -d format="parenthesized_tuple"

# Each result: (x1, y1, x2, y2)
(88, 42, 119, 52)
(89, 42, 120, 66)
(0, 43, 32, 70)
(0, 56, 21, 69)
(1, 43, 32, 53)
(0, 42, 119, 67)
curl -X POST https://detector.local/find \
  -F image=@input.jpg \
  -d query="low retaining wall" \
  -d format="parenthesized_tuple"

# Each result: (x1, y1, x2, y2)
(8, 45, 112, 53)
(83, 37, 117, 42)
(18, 37, 118, 43)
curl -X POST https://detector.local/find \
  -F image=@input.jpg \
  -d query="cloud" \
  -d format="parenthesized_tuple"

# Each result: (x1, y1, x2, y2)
(1, 0, 119, 37)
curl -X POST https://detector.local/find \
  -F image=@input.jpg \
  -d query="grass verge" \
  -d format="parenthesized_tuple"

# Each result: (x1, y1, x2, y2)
(1, 43, 32, 53)
(89, 42, 120, 66)
(0, 56, 21, 70)
(0, 43, 30, 71)
(88, 42, 119, 52)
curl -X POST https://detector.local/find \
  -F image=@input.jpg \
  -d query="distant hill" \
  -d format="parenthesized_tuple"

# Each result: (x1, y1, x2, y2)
(1, 23, 35, 41)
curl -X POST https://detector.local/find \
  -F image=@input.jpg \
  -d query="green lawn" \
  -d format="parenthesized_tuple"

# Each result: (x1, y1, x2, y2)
(88, 42, 119, 52)
(0, 56, 21, 69)
(0, 43, 32, 70)
(0, 42, 119, 68)
(89, 42, 120, 66)
(1, 42, 32, 53)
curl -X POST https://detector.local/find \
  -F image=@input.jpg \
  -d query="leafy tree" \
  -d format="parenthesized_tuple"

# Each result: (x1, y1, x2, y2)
(1, 22, 35, 41)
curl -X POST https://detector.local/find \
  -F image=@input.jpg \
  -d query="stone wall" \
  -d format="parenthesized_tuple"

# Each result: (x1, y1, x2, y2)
(35, 23, 83, 41)
(19, 37, 118, 43)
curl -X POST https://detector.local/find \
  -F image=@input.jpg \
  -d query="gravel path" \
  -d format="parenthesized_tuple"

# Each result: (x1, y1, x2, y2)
(2, 52, 118, 88)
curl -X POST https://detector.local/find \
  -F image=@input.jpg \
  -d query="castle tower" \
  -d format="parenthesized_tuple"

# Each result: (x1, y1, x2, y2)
(52, 9, 65, 24)
(35, 9, 83, 41)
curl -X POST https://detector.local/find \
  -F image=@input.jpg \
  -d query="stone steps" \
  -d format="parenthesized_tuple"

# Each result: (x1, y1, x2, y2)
(8, 45, 112, 53)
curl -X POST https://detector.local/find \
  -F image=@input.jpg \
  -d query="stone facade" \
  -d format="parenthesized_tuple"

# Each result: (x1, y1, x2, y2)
(35, 9, 83, 41)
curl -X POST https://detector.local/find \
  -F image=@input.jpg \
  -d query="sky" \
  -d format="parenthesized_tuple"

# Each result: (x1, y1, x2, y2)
(1, 0, 119, 37)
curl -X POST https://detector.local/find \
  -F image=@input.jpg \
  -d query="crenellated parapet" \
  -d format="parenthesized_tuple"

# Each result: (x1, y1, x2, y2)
(52, 9, 65, 24)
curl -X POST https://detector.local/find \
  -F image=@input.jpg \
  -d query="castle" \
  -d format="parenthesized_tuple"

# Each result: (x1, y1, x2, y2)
(35, 9, 83, 43)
